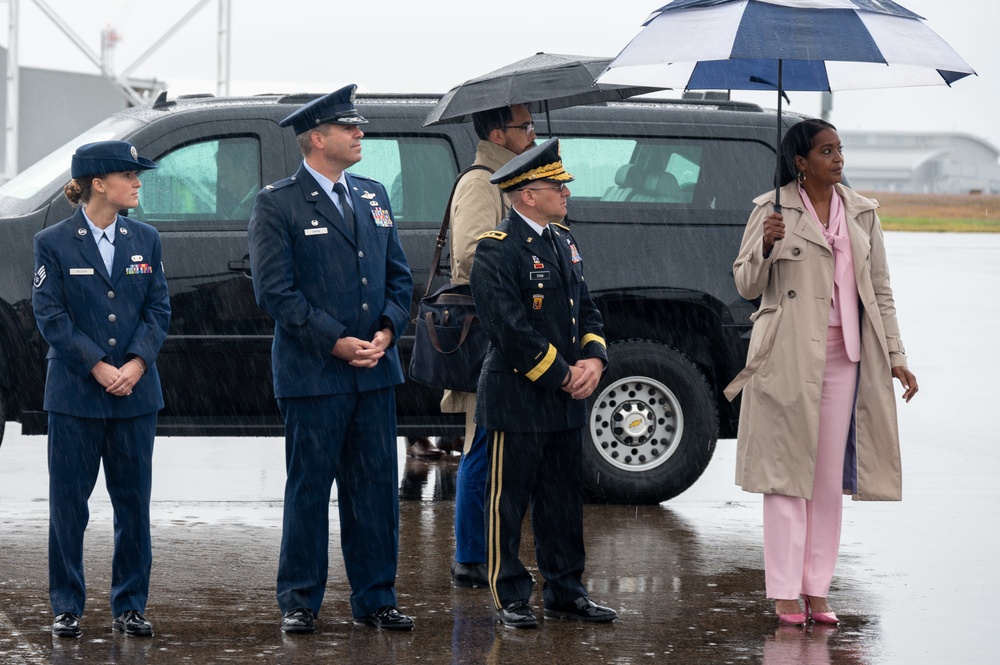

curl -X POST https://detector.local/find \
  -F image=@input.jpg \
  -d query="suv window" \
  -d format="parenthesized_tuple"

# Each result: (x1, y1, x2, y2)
(360, 137, 457, 224)
(561, 136, 772, 210)
(134, 136, 261, 223)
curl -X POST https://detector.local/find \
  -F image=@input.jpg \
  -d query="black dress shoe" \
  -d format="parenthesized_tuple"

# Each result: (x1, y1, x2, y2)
(281, 608, 317, 634)
(496, 600, 538, 629)
(52, 612, 81, 638)
(406, 437, 444, 459)
(355, 605, 414, 631)
(451, 560, 488, 588)
(112, 609, 154, 636)
(544, 596, 617, 623)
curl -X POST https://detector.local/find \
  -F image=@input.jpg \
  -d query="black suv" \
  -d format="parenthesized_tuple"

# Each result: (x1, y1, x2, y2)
(0, 92, 797, 503)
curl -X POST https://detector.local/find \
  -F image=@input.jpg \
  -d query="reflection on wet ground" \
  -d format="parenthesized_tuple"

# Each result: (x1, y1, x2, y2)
(0, 432, 966, 665)
(1, 233, 998, 664)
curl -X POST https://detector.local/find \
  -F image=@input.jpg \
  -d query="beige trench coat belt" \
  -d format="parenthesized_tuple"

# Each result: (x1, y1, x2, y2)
(724, 303, 783, 402)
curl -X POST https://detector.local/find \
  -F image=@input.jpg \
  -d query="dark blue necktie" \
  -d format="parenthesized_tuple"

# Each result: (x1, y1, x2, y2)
(333, 182, 356, 239)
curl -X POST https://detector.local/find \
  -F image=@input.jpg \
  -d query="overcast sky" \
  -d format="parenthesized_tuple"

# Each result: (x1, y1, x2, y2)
(4, 0, 997, 150)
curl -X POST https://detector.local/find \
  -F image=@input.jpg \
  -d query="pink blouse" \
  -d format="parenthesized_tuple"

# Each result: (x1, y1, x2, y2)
(798, 185, 861, 362)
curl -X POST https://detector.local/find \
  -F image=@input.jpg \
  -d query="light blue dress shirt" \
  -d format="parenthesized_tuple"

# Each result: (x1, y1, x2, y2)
(302, 161, 354, 217)
(83, 209, 117, 277)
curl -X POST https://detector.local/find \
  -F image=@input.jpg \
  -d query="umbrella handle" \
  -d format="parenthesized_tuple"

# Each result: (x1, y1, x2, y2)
(773, 59, 783, 214)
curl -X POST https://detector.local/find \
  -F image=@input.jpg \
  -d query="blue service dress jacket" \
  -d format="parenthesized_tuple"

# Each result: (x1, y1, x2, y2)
(471, 211, 607, 433)
(247, 164, 413, 398)
(32, 209, 171, 418)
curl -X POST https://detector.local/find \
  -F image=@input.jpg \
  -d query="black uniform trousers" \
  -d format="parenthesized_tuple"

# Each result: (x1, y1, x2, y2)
(485, 427, 588, 610)
(276, 388, 399, 619)
(48, 411, 156, 617)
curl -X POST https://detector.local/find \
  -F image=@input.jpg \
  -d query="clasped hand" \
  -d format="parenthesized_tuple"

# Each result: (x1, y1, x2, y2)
(333, 328, 392, 368)
(91, 360, 143, 397)
(562, 357, 604, 400)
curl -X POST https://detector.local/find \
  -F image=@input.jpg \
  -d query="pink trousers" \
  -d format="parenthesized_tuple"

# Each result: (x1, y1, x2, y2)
(763, 326, 859, 600)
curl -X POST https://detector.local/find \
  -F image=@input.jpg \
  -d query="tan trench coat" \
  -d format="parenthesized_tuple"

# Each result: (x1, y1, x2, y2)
(439, 141, 515, 447)
(724, 183, 907, 501)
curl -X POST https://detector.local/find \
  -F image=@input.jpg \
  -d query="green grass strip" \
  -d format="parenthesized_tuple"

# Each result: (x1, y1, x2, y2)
(880, 217, 1000, 233)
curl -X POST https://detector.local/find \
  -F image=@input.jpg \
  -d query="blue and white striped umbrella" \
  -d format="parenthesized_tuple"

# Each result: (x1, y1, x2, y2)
(596, 0, 975, 206)
(597, 0, 975, 91)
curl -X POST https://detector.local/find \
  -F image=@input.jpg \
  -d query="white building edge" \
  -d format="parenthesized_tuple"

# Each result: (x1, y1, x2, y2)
(841, 131, 1000, 195)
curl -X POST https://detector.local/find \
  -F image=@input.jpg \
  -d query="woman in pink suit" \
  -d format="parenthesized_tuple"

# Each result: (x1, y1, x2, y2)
(725, 119, 918, 625)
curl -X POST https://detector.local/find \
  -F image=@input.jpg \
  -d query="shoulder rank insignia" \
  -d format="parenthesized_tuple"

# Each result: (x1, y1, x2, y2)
(477, 230, 507, 241)
(552, 222, 570, 232)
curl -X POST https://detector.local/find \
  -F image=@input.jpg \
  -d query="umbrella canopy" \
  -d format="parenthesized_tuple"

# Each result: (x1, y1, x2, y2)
(596, 0, 976, 207)
(423, 52, 662, 129)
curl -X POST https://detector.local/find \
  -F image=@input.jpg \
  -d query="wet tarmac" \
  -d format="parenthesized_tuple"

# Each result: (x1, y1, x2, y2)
(1, 232, 998, 664)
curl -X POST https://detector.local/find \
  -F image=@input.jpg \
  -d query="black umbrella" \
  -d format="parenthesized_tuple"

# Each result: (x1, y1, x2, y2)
(423, 52, 662, 133)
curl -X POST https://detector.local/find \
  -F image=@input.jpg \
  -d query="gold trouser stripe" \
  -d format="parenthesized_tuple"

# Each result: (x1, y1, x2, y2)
(581, 333, 606, 349)
(487, 431, 504, 609)
(525, 344, 557, 382)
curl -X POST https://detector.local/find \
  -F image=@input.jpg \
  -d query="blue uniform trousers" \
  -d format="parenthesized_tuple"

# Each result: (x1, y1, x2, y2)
(485, 428, 588, 610)
(276, 388, 399, 618)
(454, 424, 488, 564)
(48, 411, 156, 617)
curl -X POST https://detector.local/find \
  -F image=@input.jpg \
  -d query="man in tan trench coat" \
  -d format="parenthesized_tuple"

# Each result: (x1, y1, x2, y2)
(443, 104, 536, 588)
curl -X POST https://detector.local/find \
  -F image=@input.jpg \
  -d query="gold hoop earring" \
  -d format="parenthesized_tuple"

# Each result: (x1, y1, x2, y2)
(796, 170, 806, 184)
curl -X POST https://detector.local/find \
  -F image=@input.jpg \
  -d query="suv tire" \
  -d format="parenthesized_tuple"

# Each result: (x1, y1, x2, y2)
(584, 340, 718, 504)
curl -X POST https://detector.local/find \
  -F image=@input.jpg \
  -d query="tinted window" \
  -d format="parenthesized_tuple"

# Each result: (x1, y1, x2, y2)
(359, 137, 457, 224)
(133, 137, 261, 223)
(560, 136, 773, 211)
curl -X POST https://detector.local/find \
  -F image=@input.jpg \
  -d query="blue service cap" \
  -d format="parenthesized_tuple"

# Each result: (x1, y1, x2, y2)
(70, 140, 157, 179)
(279, 84, 368, 135)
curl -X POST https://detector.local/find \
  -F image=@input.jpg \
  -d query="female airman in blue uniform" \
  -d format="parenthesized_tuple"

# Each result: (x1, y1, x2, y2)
(32, 140, 170, 638)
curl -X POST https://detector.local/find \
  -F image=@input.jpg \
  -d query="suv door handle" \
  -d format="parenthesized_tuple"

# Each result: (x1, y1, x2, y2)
(228, 255, 252, 276)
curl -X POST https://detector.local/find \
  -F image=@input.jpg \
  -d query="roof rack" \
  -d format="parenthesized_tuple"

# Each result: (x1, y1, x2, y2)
(618, 96, 764, 112)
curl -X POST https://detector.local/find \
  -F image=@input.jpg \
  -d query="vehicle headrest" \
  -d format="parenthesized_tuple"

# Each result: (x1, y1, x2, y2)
(614, 164, 643, 189)
(643, 171, 681, 198)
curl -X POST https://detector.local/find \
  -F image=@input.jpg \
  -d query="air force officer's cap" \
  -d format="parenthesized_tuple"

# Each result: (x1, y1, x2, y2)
(279, 84, 368, 135)
(490, 137, 574, 192)
(71, 140, 157, 179)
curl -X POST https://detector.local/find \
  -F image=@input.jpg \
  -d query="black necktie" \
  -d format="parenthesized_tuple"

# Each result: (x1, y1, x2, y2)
(543, 227, 559, 257)
(333, 182, 356, 238)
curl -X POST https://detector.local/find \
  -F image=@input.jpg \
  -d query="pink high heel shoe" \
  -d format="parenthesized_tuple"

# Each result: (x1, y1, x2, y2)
(802, 596, 840, 625)
(776, 599, 806, 626)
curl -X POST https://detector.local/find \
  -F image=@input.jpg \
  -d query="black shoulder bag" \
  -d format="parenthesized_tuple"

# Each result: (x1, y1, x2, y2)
(407, 165, 494, 393)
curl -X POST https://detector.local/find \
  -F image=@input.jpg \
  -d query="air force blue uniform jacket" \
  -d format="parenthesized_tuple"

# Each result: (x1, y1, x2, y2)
(32, 209, 171, 418)
(248, 165, 412, 397)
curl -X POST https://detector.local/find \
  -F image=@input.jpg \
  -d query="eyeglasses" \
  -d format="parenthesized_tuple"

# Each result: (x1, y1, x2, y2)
(504, 123, 535, 133)
(521, 183, 568, 194)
